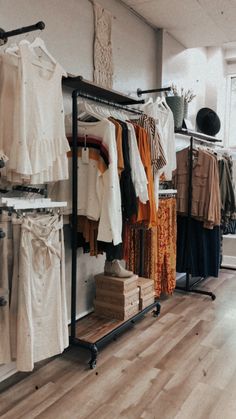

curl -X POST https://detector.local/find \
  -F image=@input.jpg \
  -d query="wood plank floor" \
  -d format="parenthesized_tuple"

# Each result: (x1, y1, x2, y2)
(1, 269, 236, 419)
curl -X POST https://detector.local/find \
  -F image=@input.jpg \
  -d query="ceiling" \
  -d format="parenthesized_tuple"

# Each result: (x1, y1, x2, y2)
(120, 0, 236, 48)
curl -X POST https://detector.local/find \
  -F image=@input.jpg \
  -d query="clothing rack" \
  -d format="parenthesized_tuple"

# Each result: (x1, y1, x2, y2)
(137, 86, 171, 97)
(76, 92, 144, 114)
(62, 76, 161, 368)
(175, 128, 222, 300)
(0, 21, 45, 46)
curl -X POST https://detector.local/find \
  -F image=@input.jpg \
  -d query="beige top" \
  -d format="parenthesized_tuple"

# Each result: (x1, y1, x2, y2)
(173, 147, 221, 228)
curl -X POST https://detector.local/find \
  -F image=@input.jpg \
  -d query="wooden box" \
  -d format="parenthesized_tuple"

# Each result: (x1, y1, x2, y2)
(137, 277, 154, 297)
(139, 293, 155, 310)
(96, 287, 140, 307)
(95, 273, 138, 294)
(94, 300, 139, 321)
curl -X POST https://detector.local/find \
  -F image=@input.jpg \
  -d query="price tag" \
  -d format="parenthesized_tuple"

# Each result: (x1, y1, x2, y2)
(82, 147, 89, 164)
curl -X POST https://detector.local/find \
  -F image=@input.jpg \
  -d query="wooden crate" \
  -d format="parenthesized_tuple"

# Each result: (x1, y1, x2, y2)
(95, 273, 138, 293)
(139, 293, 155, 310)
(94, 300, 139, 321)
(96, 287, 140, 307)
(137, 277, 154, 297)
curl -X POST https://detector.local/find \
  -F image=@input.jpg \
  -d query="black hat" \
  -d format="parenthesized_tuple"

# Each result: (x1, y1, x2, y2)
(196, 107, 221, 136)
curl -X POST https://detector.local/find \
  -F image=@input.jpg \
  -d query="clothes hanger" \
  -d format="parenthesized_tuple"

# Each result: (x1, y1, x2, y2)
(78, 101, 103, 122)
(5, 36, 67, 76)
(156, 96, 167, 111)
(5, 29, 40, 55)
(29, 37, 68, 75)
(144, 97, 153, 105)
(160, 95, 170, 110)
(29, 37, 56, 63)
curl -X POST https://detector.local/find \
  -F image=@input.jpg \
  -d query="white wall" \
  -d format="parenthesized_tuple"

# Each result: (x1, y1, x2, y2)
(162, 30, 208, 129)
(205, 47, 226, 139)
(162, 31, 227, 142)
(0, 0, 159, 95)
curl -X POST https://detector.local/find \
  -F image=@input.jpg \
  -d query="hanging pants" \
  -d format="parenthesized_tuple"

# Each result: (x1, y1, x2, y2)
(16, 214, 68, 371)
(176, 215, 220, 277)
(124, 198, 177, 297)
(155, 198, 176, 297)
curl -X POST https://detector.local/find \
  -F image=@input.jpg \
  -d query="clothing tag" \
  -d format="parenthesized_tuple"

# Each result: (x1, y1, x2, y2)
(82, 147, 89, 164)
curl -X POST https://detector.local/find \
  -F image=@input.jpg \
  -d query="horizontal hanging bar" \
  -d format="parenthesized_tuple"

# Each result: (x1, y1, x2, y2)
(175, 128, 222, 143)
(13, 185, 46, 195)
(0, 21, 45, 45)
(76, 91, 144, 114)
(137, 86, 171, 97)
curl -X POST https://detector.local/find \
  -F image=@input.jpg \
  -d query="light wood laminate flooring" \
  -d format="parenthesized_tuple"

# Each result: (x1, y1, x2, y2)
(1, 269, 236, 419)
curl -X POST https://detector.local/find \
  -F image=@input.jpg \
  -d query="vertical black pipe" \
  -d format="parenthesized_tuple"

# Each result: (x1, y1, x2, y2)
(186, 136, 194, 290)
(139, 229, 145, 276)
(71, 90, 78, 340)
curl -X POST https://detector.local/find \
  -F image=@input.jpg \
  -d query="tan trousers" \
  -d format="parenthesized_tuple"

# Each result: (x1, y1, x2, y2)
(16, 214, 68, 372)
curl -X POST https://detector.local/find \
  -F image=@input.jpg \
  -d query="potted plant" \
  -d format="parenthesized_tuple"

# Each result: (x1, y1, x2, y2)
(166, 84, 196, 128)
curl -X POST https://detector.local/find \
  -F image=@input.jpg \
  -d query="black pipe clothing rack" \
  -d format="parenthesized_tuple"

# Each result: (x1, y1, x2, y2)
(0, 21, 45, 46)
(137, 86, 171, 97)
(62, 76, 161, 369)
(0, 162, 6, 304)
(175, 128, 222, 300)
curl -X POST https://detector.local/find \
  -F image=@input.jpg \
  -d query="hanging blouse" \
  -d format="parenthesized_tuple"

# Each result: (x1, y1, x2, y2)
(116, 120, 137, 221)
(138, 114, 167, 174)
(127, 122, 148, 204)
(49, 118, 122, 245)
(132, 124, 157, 227)
(141, 99, 176, 181)
(108, 117, 124, 176)
(0, 39, 70, 184)
(173, 147, 221, 228)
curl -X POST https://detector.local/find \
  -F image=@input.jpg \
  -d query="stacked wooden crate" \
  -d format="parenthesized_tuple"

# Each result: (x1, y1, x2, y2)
(94, 273, 139, 320)
(137, 277, 155, 310)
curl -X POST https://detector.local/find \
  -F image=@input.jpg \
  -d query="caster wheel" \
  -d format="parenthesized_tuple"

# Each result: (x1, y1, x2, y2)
(0, 297, 7, 307)
(211, 294, 216, 301)
(152, 310, 160, 318)
(89, 361, 97, 369)
(0, 229, 5, 239)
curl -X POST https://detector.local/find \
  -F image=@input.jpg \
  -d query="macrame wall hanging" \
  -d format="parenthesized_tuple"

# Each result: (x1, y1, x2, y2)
(92, 1, 113, 89)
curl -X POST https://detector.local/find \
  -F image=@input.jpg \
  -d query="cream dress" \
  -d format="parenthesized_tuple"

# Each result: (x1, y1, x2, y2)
(0, 39, 69, 184)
